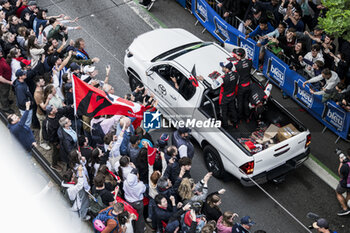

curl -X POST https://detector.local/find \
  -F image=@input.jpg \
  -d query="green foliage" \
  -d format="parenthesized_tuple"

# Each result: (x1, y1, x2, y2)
(318, 0, 350, 40)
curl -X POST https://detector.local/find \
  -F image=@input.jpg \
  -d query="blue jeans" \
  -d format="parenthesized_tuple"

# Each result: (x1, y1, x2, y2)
(20, 109, 33, 129)
(116, 121, 134, 155)
(148, 198, 156, 227)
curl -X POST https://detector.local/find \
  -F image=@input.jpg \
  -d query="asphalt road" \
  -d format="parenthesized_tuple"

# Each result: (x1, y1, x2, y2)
(37, 0, 350, 232)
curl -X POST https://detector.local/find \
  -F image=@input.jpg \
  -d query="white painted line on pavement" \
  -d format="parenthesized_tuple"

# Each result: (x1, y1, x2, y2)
(125, 0, 161, 30)
(304, 158, 338, 190)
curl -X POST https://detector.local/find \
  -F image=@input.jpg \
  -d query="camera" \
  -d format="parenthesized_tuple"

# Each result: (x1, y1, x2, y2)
(38, 8, 48, 13)
(191, 202, 202, 214)
(306, 212, 319, 229)
(335, 148, 346, 161)
(118, 211, 129, 225)
(59, 25, 67, 31)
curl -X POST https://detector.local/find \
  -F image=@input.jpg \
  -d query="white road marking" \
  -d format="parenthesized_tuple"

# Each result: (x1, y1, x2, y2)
(304, 158, 338, 190)
(124, 0, 161, 30)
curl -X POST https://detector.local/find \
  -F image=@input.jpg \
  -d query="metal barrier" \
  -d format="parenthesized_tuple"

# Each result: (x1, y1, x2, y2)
(185, 0, 192, 11)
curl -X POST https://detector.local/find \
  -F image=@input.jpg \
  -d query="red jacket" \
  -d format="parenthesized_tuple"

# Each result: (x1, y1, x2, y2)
(0, 57, 12, 81)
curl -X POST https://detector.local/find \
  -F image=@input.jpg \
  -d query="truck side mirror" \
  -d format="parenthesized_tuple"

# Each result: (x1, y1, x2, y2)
(146, 69, 154, 76)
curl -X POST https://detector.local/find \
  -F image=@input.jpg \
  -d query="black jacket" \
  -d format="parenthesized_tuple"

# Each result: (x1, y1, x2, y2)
(43, 106, 74, 143)
(219, 71, 238, 105)
(43, 116, 59, 143)
(154, 204, 177, 232)
(13, 79, 33, 111)
(202, 192, 222, 222)
(222, 0, 240, 18)
(157, 176, 182, 202)
(57, 126, 77, 163)
(235, 58, 252, 86)
(339, 160, 350, 188)
(164, 162, 191, 185)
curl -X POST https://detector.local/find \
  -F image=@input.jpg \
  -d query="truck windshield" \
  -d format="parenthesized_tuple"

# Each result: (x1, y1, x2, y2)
(151, 42, 203, 62)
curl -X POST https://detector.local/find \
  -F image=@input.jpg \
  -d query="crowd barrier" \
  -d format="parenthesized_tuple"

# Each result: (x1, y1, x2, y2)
(262, 50, 350, 140)
(191, 0, 260, 69)
(186, 0, 350, 141)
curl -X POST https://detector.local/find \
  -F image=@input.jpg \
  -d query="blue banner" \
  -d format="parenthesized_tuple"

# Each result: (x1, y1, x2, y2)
(194, 0, 208, 24)
(267, 56, 287, 87)
(293, 79, 314, 109)
(323, 102, 347, 132)
(262, 50, 350, 139)
(213, 16, 229, 42)
(189, 0, 350, 139)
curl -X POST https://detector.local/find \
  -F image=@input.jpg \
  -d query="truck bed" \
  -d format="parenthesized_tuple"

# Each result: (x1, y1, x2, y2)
(200, 92, 307, 154)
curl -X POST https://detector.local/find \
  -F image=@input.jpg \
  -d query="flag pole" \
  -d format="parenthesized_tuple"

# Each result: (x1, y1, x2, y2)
(72, 74, 80, 150)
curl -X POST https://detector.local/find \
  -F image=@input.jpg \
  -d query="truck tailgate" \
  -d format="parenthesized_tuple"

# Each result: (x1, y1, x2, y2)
(252, 131, 310, 176)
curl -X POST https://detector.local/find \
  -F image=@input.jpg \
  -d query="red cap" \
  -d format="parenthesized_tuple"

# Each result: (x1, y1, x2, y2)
(21, 59, 31, 66)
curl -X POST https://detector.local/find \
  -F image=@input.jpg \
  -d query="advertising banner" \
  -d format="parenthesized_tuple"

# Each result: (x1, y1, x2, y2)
(194, 0, 208, 24)
(213, 16, 229, 42)
(264, 54, 287, 87)
(192, 0, 239, 45)
(293, 79, 314, 109)
(322, 102, 347, 132)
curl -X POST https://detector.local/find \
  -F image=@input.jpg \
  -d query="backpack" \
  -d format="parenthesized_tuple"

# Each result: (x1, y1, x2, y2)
(180, 211, 206, 233)
(87, 190, 108, 217)
(91, 121, 105, 147)
(93, 207, 119, 232)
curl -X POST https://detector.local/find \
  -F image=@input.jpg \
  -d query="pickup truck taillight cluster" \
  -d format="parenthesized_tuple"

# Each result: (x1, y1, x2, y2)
(240, 161, 255, 175)
(305, 134, 311, 148)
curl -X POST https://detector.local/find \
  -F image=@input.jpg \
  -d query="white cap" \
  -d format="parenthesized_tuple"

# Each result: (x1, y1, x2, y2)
(83, 65, 95, 73)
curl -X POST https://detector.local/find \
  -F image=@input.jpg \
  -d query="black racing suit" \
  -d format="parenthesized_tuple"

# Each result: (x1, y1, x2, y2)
(234, 58, 253, 120)
(219, 70, 238, 127)
(249, 83, 267, 120)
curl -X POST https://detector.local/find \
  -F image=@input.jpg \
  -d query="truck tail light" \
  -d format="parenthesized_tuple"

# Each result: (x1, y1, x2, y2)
(240, 161, 254, 175)
(305, 134, 311, 148)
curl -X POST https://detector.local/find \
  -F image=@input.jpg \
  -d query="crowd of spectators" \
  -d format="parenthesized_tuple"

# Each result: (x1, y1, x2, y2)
(1, 0, 270, 232)
(215, 0, 350, 109)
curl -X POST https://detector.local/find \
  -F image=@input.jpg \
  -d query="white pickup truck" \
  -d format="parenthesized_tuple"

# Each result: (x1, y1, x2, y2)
(124, 28, 311, 186)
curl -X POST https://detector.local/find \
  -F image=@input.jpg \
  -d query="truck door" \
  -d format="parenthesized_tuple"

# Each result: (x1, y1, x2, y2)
(146, 64, 180, 119)
(175, 71, 201, 123)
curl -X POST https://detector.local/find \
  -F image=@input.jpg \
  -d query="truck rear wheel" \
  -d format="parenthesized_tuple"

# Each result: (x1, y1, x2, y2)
(203, 145, 225, 179)
(128, 70, 142, 92)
